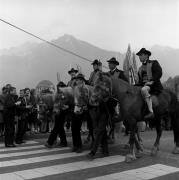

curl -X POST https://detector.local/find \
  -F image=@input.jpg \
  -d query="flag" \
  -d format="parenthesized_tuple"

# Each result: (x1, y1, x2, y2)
(123, 44, 138, 85)
(123, 44, 131, 83)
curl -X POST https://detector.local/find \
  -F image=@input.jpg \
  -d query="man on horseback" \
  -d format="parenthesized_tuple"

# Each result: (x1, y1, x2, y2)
(107, 57, 128, 82)
(67, 68, 78, 87)
(136, 48, 163, 119)
(88, 59, 102, 86)
(107, 57, 129, 137)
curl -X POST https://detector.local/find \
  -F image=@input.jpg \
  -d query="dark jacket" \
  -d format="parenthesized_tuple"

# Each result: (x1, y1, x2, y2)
(108, 68, 128, 82)
(138, 60, 163, 94)
(88, 69, 101, 86)
(4, 94, 16, 117)
(16, 97, 27, 118)
(67, 77, 77, 87)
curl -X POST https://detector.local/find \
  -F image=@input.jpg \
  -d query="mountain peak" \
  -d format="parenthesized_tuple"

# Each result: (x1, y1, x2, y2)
(61, 34, 76, 42)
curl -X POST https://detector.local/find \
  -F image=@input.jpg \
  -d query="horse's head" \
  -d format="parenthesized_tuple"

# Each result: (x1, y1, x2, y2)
(53, 87, 73, 114)
(90, 72, 112, 106)
(74, 85, 90, 114)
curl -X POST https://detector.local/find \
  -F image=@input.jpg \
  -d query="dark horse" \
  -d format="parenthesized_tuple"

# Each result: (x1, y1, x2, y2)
(90, 72, 179, 161)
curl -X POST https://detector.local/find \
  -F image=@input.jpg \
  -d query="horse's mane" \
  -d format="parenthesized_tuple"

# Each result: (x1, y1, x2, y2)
(96, 72, 140, 95)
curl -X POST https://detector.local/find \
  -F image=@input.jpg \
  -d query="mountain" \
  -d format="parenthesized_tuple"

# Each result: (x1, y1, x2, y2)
(0, 34, 122, 90)
(149, 45, 179, 82)
(0, 35, 178, 91)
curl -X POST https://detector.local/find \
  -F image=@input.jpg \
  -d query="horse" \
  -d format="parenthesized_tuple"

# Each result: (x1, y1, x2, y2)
(53, 87, 74, 114)
(74, 85, 93, 114)
(44, 86, 74, 148)
(54, 86, 91, 152)
(73, 84, 118, 147)
(53, 86, 74, 133)
(90, 72, 179, 162)
(73, 85, 95, 144)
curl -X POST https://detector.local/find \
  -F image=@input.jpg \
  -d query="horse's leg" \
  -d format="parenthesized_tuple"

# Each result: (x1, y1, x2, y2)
(134, 132, 144, 158)
(125, 130, 136, 162)
(108, 123, 115, 144)
(151, 117, 162, 156)
(136, 130, 144, 151)
(171, 104, 179, 154)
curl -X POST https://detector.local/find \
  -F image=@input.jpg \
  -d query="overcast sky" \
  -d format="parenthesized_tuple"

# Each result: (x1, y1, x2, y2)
(0, 0, 178, 52)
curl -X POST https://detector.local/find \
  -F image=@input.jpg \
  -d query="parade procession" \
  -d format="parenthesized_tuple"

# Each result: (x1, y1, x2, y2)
(0, 0, 179, 180)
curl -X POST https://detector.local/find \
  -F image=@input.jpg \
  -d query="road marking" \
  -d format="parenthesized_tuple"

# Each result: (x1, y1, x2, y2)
(0, 150, 89, 167)
(0, 140, 38, 148)
(0, 155, 125, 179)
(87, 164, 179, 180)
(0, 147, 69, 158)
(0, 145, 45, 152)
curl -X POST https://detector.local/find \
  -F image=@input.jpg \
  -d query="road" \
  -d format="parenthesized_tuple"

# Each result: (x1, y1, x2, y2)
(0, 130, 179, 180)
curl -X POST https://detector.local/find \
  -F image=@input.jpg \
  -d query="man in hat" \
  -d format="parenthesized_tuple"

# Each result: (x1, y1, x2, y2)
(136, 48, 163, 119)
(67, 68, 78, 87)
(71, 73, 87, 153)
(107, 57, 128, 82)
(75, 73, 87, 86)
(3, 87, 18, 147)
(88, 59, 102, 86)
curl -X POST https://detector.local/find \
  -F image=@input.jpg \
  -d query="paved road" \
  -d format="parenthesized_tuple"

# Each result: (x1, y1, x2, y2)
(0, 130, 179, 180)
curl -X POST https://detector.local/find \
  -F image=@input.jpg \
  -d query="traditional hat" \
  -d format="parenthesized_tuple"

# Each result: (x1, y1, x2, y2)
(91, 59, 101, 65)
(107, 57, 119, 65)
(136, 48, 151, 56)
(68, 68, 78, 74)
(75, 73, 86, 81)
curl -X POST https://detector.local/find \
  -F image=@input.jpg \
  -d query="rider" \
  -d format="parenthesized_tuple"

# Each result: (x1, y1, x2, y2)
(136, 48, 163, 119)
(67, 68, 78, 87)
(107, 57, 128, 137)
(88, 59, 102, 86)
(75, 73, 86, 86)
(107, 57, 128, 82)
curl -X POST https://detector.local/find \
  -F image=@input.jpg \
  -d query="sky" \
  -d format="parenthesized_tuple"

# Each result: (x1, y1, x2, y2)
(0, 0, 179, 53)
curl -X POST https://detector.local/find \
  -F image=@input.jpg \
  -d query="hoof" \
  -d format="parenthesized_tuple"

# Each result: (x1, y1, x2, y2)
(125, 154, 136, 163)
(151, 146, 159, 156)
(172, 147, 179, 154)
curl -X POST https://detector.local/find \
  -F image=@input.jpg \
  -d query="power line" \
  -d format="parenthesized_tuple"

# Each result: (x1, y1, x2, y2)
(0, 18, 108, 69)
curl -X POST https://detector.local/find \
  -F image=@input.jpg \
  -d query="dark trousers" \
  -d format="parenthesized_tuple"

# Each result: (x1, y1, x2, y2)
(16, 118, 27, 143)
(84, 110, 94, 141)
(4, 114, 15, 145)
(71, 113, 83, 148)
(47, 110, 67, 146)
(90, 106, 109, 154)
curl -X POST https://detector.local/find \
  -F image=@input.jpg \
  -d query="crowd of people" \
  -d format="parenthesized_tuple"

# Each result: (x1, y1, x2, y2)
(0, 84, 55, 147)
(0, 48, 171, 155)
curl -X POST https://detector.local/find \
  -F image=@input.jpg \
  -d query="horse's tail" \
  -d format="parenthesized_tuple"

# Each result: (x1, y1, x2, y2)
(168, 90, 179, 147)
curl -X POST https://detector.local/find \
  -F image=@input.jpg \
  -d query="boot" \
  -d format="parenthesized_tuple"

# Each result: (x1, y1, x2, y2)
(144, 97, 154, 119)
